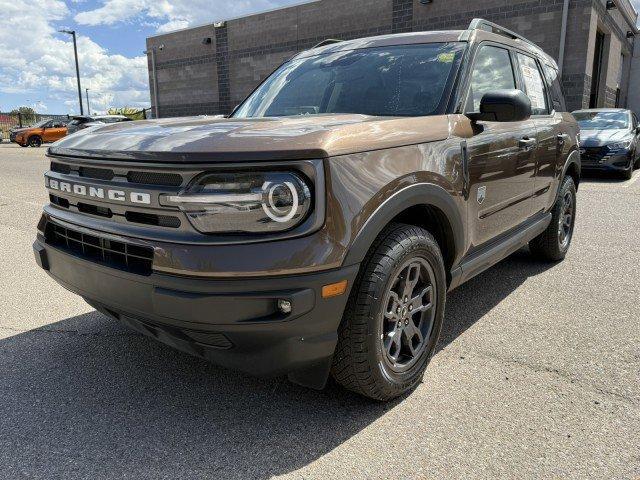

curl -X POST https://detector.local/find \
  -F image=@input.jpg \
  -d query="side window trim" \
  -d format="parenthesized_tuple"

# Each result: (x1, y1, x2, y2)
(462, 42, 517, 114)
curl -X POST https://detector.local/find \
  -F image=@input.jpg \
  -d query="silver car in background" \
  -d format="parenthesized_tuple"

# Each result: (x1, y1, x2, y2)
(66, 115, 131, 135)
(573, 108, 640, 179)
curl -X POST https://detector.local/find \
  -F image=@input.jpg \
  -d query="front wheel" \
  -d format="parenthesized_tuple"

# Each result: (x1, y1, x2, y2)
(27, 135, 42, 148)
(331, 223, 446, 401)
(529, 176, 577, 261)
(622, 159, 633, 180)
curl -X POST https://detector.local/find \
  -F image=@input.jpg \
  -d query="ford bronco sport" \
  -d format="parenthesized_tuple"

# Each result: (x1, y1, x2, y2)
(34, 19, 580, 401)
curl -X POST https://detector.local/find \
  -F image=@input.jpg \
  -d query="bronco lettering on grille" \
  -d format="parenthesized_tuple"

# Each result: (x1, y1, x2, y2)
(45, 177, 151, 205)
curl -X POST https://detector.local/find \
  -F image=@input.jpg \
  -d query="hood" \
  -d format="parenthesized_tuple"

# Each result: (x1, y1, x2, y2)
(579, 128, 632, 147)
(47, 114, 451, 162)
(10, 127, 32, 134)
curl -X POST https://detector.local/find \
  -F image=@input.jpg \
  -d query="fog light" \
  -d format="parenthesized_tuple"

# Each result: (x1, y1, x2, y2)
(277, 299, 292, 314)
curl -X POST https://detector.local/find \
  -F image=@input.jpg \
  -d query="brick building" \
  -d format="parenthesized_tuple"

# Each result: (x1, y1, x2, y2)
(145, 0, 639, 118)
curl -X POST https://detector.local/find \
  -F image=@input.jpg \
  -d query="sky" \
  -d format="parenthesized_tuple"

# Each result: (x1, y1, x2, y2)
(0, 0, 301, 114)
(1, 0, 639, 115)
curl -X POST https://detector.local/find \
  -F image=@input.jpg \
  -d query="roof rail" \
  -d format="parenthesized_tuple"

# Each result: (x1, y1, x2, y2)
(468, 18, 537, 48)
(312, 38, 343, 49)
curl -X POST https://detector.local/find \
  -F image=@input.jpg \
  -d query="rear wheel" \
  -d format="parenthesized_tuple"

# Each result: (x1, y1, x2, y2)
(529, 176, 577, 261)
(331, 223, 446, 401)
(27, 135, 42, 148)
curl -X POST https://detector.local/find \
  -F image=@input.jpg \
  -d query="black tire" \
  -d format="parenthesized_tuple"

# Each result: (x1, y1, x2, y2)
(529, 176, 577, 262)
(18, 142, 28, 147)
(331, 223, 446, 401)
(28, 135, 42, 148)
(622, 159, 633, 180)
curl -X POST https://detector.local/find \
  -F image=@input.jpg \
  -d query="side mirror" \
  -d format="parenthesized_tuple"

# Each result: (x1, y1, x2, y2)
(467, 89, 532, 123)
(635, 125, 640, 134)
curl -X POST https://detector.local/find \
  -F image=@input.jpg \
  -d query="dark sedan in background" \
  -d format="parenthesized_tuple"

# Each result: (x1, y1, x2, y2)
(573, 108, 640, 179)
(66, 115, 131, 135)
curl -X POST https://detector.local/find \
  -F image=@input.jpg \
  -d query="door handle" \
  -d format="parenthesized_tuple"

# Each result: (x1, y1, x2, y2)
(519, 137, 537, 150)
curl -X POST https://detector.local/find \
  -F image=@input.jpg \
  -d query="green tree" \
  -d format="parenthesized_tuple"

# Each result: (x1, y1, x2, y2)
(10, 106, 37, 126)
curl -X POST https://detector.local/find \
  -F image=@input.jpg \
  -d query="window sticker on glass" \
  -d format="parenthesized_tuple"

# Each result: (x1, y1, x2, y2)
(517, 54, 547, 113)
(438, 52, 455, 63)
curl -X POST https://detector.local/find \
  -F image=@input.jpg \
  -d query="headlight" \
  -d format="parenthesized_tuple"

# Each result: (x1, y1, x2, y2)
(607, 141, 632, 151)
(163, 171, 312, 234)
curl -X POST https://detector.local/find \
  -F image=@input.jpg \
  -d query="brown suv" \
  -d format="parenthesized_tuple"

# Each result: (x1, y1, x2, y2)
(34, 19, 580, 400)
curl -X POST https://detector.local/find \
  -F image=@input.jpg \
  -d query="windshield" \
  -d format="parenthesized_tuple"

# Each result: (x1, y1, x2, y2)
(573, 111, 629, 130)
(28, 119, 50, 128)
(233, 42, 465, 118)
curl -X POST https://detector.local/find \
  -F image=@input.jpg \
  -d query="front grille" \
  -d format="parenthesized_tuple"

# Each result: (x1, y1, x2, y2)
(79, 166, 115, 181)
(50, 194, 69, 209)
(49, 193, 181, 229)
(50, 162, 183, 187)
(47, 159, 188, 235)
(125, 211, 181, 228)
(45, 222, 154, 275)
(127, 171, 183, 186)
(581, 147, 607, 164)
(51, 162, 71, 174)
(77, 202, 113, 218)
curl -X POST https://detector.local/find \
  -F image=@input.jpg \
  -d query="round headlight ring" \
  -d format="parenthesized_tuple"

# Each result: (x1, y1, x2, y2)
(262, 180, 300, 223)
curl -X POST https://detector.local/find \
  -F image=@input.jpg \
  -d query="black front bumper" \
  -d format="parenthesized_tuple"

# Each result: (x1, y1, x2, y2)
(33, 237, 359, 389)
(580, 146, 633, 172)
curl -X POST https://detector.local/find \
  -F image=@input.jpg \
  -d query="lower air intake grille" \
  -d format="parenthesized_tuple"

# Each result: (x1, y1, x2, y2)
(45, 222, 153, 275)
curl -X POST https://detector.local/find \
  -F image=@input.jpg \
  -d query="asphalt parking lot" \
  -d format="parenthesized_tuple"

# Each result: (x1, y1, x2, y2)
(0, 142, 638, 479)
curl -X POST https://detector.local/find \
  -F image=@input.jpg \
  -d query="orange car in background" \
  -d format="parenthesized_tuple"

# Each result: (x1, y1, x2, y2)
(13, 119, 68, 147)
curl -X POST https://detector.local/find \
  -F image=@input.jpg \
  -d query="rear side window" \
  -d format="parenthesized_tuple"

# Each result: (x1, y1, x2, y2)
(467, 45, 516, 112)
(515, 53, 549, 115)
(542, 63, 566, 112)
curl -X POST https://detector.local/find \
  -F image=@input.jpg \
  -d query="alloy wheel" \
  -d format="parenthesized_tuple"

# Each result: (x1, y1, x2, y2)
(558, 189, 574, 249)
(381, 257, 436, 373)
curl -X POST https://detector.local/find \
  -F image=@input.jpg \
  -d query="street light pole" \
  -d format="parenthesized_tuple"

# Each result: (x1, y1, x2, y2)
(85, 88, 90, 115)
(59, 29, 84, 115)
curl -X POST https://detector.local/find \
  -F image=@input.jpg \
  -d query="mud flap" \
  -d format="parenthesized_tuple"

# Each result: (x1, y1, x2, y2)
(287, 355, 333, 390)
